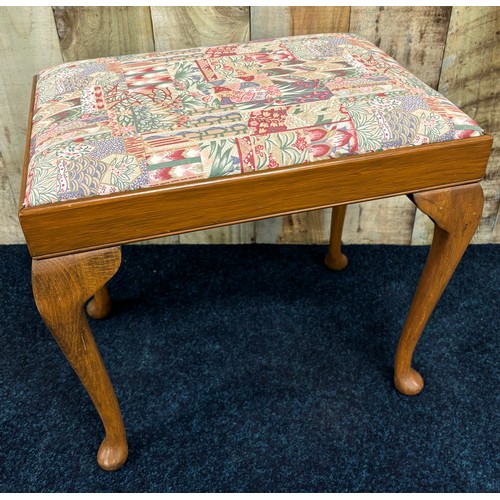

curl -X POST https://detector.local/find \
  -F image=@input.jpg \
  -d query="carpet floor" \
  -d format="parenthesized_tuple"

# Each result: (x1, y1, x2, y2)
(0, 244, 498, 492)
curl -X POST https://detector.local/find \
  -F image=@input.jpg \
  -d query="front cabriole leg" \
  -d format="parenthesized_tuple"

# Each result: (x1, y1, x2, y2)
(32, 247, 127, 470)
(394, 183, 484, 395)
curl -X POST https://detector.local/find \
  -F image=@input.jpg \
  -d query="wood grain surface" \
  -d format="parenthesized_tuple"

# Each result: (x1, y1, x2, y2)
(0, 7, 63, 198)
(324, 205, 348, 271)
(1, 6, 498, 245)
(349, 6, 452, 88)
(256, 211, 331, 244)
(395, 184, 484, 395)
(53, 7, 154, 61)
(345, 6, 453, 246)
(179, 222, 255, 244)
(151, 6, 251, 244)
(151, 6, 249, 51)
(250, 7, 350, 40)
(343, 197, 417, 245)
(0, 157, 24, 243)
(492, 211, 500, 243)
(32, 246, 127, 470)
(250, 6, 350, 244)
(411, 6, 500, 244)
(19, 136, 492, 258)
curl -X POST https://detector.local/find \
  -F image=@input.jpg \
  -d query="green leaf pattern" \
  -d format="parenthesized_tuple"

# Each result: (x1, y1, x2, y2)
(24, 33, 483, 207)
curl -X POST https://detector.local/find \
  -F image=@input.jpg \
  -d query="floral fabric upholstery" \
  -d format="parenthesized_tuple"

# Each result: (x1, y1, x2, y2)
(24, 33, 482, 207)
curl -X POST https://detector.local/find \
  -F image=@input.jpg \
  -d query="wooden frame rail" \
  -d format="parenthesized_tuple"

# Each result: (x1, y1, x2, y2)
(18, 78, 492, 259)
(20, 136, 492, 258)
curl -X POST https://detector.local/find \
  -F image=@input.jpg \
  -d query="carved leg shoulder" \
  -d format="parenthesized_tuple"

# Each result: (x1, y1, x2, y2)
(32, 247, 128, 470)
(394, 183, 484, 395)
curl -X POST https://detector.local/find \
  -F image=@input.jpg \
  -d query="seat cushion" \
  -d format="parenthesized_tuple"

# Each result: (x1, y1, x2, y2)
(24, 33, 483, 207)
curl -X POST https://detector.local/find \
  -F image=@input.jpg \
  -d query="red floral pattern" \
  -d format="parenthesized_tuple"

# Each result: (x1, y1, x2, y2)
(24, 33, 483, 207)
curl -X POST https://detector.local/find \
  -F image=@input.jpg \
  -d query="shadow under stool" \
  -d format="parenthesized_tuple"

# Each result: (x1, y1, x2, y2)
(18, 33, 492, 470)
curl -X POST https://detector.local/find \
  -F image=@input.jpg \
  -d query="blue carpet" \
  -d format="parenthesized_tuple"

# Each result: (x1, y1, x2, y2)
(0, 244, 498, 492)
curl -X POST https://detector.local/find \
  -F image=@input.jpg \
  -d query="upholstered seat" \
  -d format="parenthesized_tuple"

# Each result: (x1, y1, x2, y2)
(24, 33, 482, 207)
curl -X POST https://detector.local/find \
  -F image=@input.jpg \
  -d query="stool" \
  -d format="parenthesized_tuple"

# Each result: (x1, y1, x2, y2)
(18, 33, 492, 470)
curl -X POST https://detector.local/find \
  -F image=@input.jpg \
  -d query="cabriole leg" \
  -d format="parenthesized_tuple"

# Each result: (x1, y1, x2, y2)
(87, 286, 112, 319)
(32, 247, 127, 470)
(325, 204, 348, 271)
(394, 184, 484, 395)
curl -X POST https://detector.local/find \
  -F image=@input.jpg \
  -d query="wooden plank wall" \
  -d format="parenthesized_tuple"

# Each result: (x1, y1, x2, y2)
(411, 7, 500, 244)
(0, 6, 498, 245)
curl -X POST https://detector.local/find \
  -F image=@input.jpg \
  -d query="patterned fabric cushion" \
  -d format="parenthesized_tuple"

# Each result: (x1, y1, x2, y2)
(24, 33, 483, 207)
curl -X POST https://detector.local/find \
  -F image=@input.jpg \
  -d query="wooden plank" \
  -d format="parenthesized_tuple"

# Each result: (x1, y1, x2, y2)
(151, 7, 250, 51)
(251, 6, 350, 243)
(52, 7, 171, 246)
(279, 211, 329, 245)
(0, 7, 63, 200)
(151, 6, 252, 244)
(0, 156, 25, 243)
(410, 206, 435, 245)
(412, 6, 500, 244)
(256, 211, 330, 244)
(179, 223, 255, 244)
(250, 6, 350, 40)
(341, 6, 453, 245)
(256, 7, 452, 245)
(19, 136, 491, 258)
(250, 7, 293, 40)
(491, 210, 500, 243)
(52, 7, 154, 61)
(131, 235, 179, 245)
(349, 7, 452, 89)
(343, 198, 417, 245)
